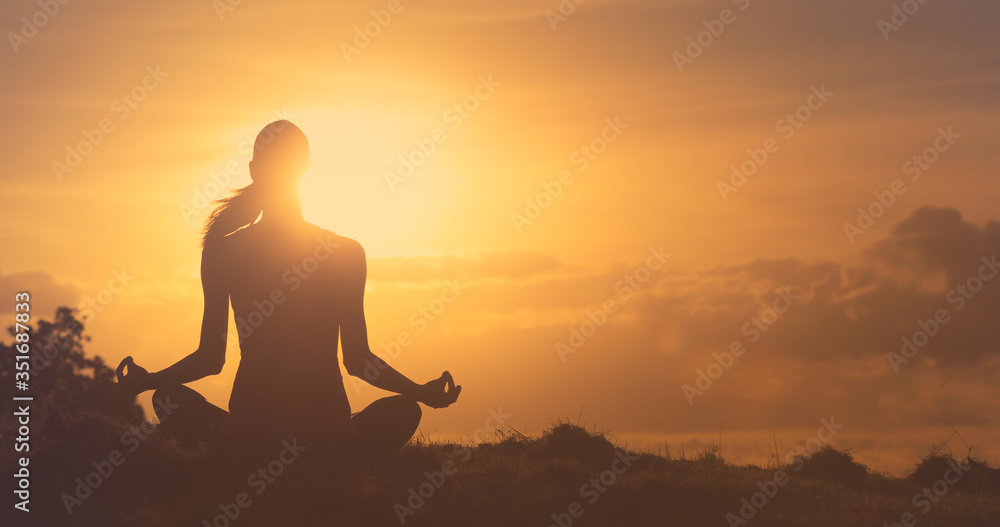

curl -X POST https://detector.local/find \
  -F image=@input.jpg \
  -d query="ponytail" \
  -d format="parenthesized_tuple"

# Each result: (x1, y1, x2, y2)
(202, 182, 264, 247)
(202, 119, 309, 247)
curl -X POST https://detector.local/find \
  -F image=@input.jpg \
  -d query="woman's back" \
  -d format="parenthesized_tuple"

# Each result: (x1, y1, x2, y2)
(213, 221, 358, 442)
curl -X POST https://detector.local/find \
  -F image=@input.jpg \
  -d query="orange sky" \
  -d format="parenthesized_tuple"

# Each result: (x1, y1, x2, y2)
(2, 0, 999, 474)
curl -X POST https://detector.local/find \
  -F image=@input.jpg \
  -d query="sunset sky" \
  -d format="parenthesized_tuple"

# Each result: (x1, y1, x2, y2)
(2, 0, 999, 474)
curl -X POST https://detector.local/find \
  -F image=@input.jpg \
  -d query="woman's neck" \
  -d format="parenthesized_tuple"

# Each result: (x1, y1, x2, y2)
(257, 206, 303, 228)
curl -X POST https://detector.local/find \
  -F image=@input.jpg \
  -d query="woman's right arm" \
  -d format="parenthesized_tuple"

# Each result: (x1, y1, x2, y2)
(117, 245, 229, 394)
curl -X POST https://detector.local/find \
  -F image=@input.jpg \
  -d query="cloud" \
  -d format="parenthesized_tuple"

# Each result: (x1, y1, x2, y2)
(368, 250, 571, 283)
(768, 206, 1000, 365)
(367, 207, 1000, 368)
(870, 206, 1000, 284)
(572, 206, 1000, 367)
(365, 206, 1000, 439)
(0, 268, 79, 319)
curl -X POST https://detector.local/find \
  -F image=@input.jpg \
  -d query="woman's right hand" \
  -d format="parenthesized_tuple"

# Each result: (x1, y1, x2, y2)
(116, 356, 154, 397)
(416, 371, 461, 408)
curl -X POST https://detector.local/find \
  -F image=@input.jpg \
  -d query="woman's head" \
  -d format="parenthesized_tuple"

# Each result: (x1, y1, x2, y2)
(202, 120, 311, 246)
(249, 120, 310, 188)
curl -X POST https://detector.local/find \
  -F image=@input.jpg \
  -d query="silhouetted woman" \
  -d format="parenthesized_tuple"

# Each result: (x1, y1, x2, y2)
(116, 120, 460, 457)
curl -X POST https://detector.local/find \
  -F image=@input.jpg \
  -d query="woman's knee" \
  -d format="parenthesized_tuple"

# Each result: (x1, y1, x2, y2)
(401, 395, 421, 429)
(151, 384, 226, 447)
(152, 384, 205, 422)
(387, 395, 421, 429)
(353, 395, 421, 438)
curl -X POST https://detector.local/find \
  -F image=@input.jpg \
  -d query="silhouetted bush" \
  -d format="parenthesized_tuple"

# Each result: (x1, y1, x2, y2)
(792, 445, 868, 485)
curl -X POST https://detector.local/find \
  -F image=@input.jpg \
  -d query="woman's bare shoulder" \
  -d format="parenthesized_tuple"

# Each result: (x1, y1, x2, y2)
(307, 223, 364, 257)
(203, 227, 246, 254)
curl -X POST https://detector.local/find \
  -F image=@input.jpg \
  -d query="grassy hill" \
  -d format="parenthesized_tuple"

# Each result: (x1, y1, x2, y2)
(4, 407, 999, 527)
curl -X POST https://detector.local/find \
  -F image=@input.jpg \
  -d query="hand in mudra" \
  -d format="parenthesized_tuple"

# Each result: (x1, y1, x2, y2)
(116, 356, 153, 397)
(417, 371, 461, 408)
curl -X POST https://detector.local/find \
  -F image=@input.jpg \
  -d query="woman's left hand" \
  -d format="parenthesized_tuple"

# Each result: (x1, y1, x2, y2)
(416, 371, 461, 409)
